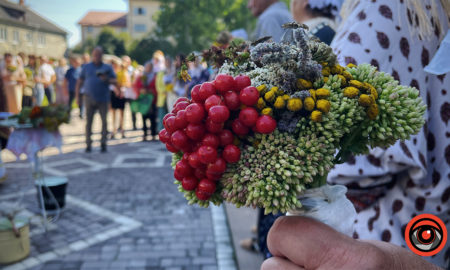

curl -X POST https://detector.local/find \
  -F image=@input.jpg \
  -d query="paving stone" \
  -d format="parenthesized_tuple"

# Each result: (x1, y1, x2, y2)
(128, 260, 147, 267)
(192, 257, 217, 265)
(0, 127, 238, 269)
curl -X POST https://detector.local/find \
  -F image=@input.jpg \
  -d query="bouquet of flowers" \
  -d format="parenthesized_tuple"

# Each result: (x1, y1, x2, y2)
(160, 24, 426, 223)
(10, 105, 70, 132)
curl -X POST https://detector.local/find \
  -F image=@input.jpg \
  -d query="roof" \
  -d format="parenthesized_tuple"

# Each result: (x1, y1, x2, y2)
(78, 11, 127, 27)
(0, 0, 67, 36)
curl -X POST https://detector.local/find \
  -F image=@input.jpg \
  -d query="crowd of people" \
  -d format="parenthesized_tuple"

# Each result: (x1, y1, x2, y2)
(0, 46, 213, 150)
(0, 0, 449, 268)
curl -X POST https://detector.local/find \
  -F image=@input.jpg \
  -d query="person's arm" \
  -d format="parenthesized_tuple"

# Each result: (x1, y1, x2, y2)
(50, 73, 56, 84)
(109, 65, 117, 83)
(262, 216, 442, 270)
(63, 78, 68, 96)
(75, 78, 84, 106)
(258, 16, 288, 43)
(75, 68, 85, 105)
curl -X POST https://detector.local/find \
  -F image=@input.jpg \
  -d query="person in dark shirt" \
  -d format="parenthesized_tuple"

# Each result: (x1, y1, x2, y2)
(75, 47, 116, 153)
(64, 56, 81, 118)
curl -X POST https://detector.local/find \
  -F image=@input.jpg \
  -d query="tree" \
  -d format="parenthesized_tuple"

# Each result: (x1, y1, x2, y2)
(96, 27, 127, 56)
(155, 0, 256, 54)
(72, 37, 95, 54)
(129, 35, 175, 64)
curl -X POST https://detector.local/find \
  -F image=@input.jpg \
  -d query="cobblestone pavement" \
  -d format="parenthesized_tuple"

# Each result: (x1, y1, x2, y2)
(0, 110, 237, 270)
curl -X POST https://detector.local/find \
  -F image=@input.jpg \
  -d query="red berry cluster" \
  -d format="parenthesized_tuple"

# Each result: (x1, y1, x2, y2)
(159, 74, 277, 201)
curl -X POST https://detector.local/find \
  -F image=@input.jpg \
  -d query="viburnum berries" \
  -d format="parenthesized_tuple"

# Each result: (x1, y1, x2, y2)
(214, 74, 235, 94)
(239, 86, 259, 106)
(199, 82, 216, 101)
(182, 176, 198, 191)
(208, 105, 230, 123)
(224, 91, 240, 110)
(185, 103, 205, 124)
(160, 75, 278, 202)
(223, 144, 241, 163)
(239, 107, 259, 127)
(234, 75, 251, 91)
(204, 95, 223, 111)
(256, 115, 277, 134)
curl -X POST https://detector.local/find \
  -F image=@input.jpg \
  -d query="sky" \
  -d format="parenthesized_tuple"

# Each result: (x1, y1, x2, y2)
(26, 0, 128, 48)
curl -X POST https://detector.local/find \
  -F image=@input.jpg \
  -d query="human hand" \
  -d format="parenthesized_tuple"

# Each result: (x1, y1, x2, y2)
(261, 216, 441, 270)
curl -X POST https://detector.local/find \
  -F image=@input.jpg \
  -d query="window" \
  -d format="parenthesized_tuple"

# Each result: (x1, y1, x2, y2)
(87, 26, 93, 33)
(0, 27, 7, 41)
(134, 24, 146, 32)
(38, 33, 46, 45)
(13, 30, 19, 43)
(26, 31, 33, 43)
(134, 7, 146, 15)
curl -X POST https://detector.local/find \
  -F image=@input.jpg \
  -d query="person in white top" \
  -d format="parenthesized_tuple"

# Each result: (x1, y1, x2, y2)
(38, 56, 56, 104)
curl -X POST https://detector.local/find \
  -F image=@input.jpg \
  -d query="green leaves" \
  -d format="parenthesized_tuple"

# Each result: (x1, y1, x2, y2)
(73, 27, 128, 56)
(155, 0, 255, 54)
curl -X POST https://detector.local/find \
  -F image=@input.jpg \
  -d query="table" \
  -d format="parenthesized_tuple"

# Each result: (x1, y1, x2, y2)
(0, 119, 64, 230)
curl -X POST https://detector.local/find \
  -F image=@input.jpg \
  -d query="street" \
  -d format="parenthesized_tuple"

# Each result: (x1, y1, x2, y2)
(0, 108, 239, 270)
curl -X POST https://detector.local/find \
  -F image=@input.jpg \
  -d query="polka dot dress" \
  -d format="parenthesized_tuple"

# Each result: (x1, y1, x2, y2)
(329, 0, 450, 267)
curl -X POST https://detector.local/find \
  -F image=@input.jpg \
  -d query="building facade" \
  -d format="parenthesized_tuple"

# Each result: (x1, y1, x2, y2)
(78, 0, 160, 44)
(78, 11, 127, 44)
(127, 0, 160, 39)
(0, 0, 67, 59)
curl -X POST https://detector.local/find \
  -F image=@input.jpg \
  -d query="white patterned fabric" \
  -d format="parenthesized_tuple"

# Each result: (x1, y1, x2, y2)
(6, 129, 62, 161)
(329, 0, 449, 267)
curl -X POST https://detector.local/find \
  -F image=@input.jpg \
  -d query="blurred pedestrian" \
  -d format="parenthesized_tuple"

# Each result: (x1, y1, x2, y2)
(164, 57, 177, 112)
(291, 0, 344, 45)
(18, 52, 27, 66)
(1, 53, 26, 113)
(153, 50, 167, 132)
(172, 54, 187, 100)
(78, 52, 91, 119)
(122, 55, 138, 130)
(76, 47, 116, 153)
(185, 57, 209, 98)
(133, 62, 157, 141)
(64, 56, 81, 117)
(110, 59, 129, 139)
(23, 54, 37, 107)
(247, 0, 293, 42)
(38, 56, 56, 104)
(55, 58, 69, 104)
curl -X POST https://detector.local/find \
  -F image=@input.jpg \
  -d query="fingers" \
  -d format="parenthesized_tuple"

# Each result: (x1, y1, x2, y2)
(267, 216, 361, 269)
(362, 240, 442, 270)
(261, 257, 304, 270)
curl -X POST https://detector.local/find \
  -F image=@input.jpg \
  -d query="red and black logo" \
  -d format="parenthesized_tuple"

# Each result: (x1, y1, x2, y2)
(405, 214, 447, 257)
